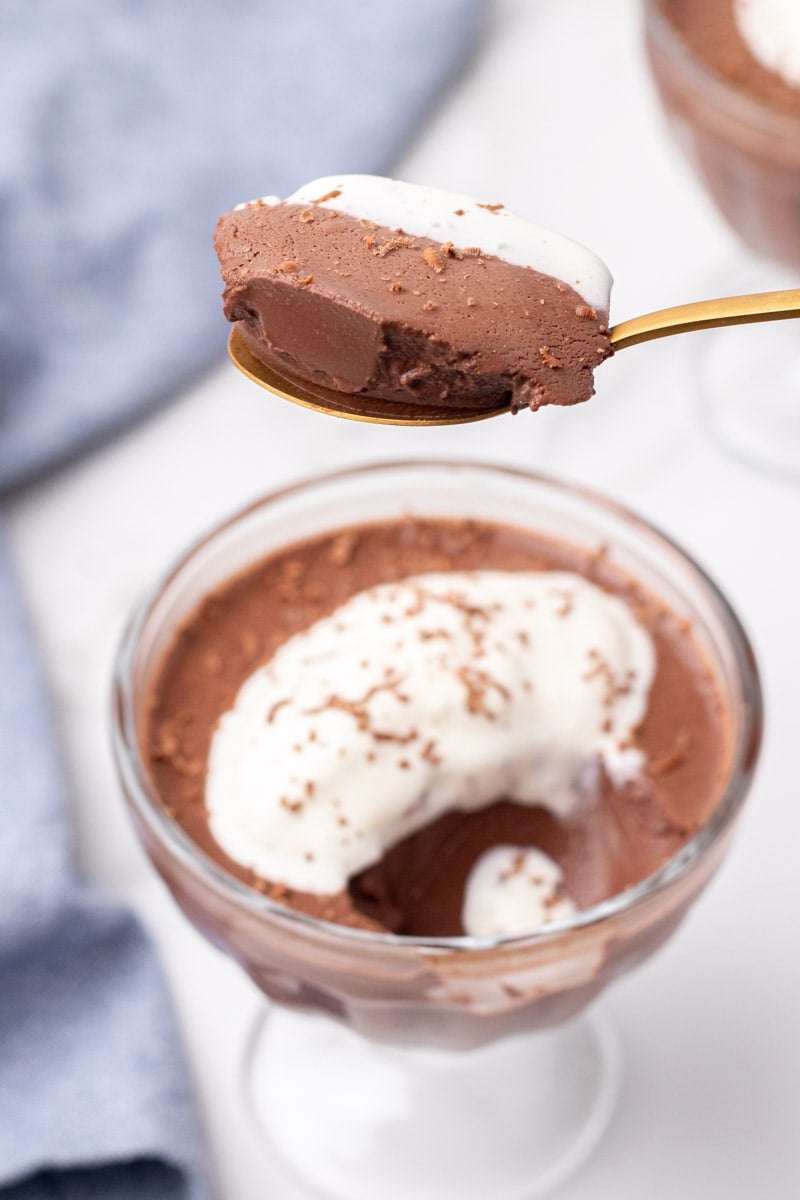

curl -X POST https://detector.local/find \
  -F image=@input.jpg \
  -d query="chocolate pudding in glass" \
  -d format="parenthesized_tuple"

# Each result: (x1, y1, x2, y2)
(644, 0, 800, 474)
(112, 461, 761, 1200)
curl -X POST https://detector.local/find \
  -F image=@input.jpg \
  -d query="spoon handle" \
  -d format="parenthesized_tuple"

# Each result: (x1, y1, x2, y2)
(609, 288, 800, 350)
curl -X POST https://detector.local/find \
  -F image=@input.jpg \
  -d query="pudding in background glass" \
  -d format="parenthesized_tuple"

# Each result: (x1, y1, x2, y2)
(112, 462, 761, 1200)
(645, 0, 800, 268)
(644, 0, 800, 474)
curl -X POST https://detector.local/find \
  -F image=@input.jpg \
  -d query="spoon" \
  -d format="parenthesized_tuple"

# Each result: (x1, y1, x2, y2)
(228, 288, 800, 427)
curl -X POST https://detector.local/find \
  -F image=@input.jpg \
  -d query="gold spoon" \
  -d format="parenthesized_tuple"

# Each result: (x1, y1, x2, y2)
(228, 288, 800, 427)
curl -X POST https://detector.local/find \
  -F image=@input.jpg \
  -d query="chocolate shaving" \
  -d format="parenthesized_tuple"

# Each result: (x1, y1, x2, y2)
(305, 672, 417, 745)
(646, 731, 692, 778)
(375, 235, 415, 257)
(240, 630, 259, 656)
(539, 346, 563, 369)
(499, 851, 527, 882)
(267, 698, 290, 724)
(549, 588, 574, 618)
(418, 627, 450, 642)
(310, 188, 342, 204)
(327, 531, 358, 567)
(583, 649, 636, 708)
(456, 665, 510, 718)
(280, 796, 303, 814)
(419, 740, 443, 766)
(422, 246, 445, 272)
(153, 729, 179, 761)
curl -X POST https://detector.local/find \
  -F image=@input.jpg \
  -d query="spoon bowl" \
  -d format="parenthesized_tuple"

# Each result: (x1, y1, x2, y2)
(228, 287, 800, 426)
(228, 328, 510, 427)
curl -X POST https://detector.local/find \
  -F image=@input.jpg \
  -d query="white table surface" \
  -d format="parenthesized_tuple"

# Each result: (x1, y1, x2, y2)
(6, 1, 800, 1196)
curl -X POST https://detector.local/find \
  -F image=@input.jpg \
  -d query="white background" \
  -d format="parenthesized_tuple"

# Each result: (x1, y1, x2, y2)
(7, 0, 800, 1196)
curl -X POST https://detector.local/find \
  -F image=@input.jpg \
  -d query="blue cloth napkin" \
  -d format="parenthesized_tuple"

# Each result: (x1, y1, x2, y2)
(0, 0, 486, 496)
(0, 542, 207, 1200)
(0, 2, 485, 1197)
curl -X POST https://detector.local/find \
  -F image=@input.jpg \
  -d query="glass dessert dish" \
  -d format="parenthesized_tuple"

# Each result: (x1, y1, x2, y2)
(112, 461, 762, 1200)
(643, 0, 800, 475)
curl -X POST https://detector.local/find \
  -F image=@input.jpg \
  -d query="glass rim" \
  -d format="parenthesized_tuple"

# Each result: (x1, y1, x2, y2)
(643, 0, 800, 142)
(111, 459, 763, 955)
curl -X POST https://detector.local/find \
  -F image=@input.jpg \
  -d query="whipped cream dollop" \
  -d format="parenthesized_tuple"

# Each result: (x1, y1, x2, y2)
(736, 0, 800, 88)
(461, 845, 576, 938)
(206, 570, 654, 894)
(237, 175, 612, 313)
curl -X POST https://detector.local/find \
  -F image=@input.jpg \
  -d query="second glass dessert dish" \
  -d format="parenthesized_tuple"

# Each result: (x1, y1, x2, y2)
(112, 461, 761, 1200)
(643, 0, 800, 474)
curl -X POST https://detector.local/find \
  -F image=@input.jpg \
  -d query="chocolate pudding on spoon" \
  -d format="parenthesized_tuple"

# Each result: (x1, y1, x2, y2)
(217, 173, 800, 432)
(215, 175, 614, 423)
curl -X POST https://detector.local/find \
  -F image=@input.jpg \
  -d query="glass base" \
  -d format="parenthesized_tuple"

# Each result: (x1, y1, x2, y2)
(245, 1004, 621, 1200)
(692, 261, 800, 479)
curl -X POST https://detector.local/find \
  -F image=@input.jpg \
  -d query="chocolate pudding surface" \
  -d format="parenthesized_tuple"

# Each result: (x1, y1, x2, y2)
(660, 0, 800, 116)
(145, 517, 731, 938)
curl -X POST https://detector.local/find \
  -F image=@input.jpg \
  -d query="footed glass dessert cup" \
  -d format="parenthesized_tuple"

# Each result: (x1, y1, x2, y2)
(112, 462, 762, 1200)
(643, 0, 800, 475)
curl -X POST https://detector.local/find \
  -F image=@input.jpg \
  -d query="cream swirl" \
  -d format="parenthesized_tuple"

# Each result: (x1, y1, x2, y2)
(206, 570, 654, 894)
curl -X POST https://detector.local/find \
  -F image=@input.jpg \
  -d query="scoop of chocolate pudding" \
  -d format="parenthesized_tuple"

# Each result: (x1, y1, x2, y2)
(215, 176, 613, 418)
(145, 517, 731, 939)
